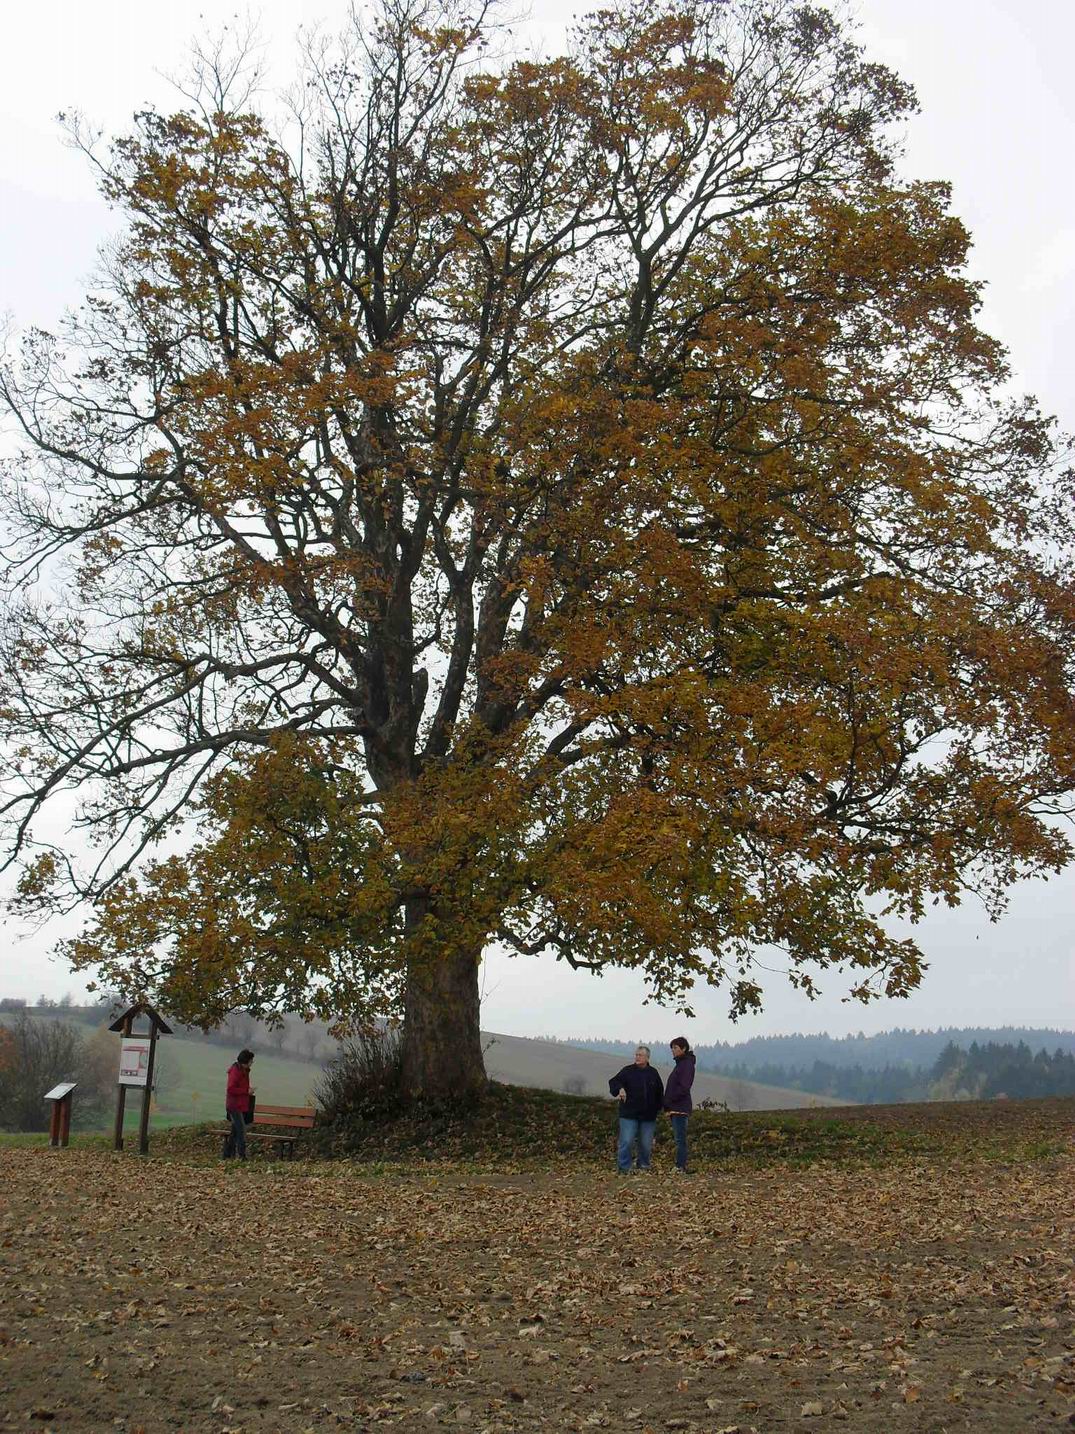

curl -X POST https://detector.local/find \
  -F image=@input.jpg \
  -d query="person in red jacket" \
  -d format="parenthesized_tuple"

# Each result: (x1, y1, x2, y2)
(222, 1049, 255, 1160)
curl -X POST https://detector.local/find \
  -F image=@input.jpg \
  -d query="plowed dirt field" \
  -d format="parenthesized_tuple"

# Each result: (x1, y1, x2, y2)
(1, 1103, 1072, 1432)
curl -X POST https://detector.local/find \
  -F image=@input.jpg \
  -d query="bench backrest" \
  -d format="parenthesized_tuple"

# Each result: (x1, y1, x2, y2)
(253, 1104, 317, 1129)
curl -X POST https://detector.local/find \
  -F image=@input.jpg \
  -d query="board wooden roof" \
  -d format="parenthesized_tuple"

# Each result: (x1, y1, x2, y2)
(107, 1002, 173, 1034)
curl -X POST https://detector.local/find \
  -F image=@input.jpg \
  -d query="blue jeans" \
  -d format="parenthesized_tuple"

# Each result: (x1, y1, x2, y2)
(222, 1108, 247, 1159)
(669, 1114, 689, 1170)
(618, 1117, 656, 1172)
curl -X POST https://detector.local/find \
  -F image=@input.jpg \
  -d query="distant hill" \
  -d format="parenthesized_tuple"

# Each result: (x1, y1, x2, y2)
(479, 1031, 845, 1110)
(5, 1000, 336, 1065)
(565, 1026, 1075, 1072)
(560, 1027, 1075, 1105)
(159, 1025, 843, 1114)
(19, 1005, 1072, 1078)
(26, 1006, 1073, 1113)
(6, 1007, 839, 1118)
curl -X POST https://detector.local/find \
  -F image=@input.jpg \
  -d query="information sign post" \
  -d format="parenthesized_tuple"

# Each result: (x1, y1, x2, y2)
(108, 1004, 172, 1154)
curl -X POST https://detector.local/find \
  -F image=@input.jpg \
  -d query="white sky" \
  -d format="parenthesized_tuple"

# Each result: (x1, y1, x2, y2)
(0, 0, 1072, 1041)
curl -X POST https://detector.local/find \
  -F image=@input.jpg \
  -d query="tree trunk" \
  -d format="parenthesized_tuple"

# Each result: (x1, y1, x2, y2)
(401, 926, 487, 1103)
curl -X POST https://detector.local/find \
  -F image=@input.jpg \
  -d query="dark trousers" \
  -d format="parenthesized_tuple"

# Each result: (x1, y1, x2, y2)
(669, 1114, 689, 1170)
(222, 1108, 247, 1159)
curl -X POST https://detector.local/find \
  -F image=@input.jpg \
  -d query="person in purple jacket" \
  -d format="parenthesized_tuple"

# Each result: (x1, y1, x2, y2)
(663, 1037, 696, 1173)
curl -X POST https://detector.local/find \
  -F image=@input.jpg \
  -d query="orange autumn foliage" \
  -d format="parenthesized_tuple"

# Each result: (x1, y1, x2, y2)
(2, 1, 1074, 1097)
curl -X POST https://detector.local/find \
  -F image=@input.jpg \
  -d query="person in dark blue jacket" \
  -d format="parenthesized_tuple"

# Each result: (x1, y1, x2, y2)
(608, 1046, 664, 1173)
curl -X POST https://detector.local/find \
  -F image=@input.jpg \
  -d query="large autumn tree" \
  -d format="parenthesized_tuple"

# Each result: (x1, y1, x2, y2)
(2, 0, 1074, 1099)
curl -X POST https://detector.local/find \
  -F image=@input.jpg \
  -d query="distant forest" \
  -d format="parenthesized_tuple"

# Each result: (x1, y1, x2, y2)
(0, 996, 334, 1064)
(564, 1028, 1075, 1104)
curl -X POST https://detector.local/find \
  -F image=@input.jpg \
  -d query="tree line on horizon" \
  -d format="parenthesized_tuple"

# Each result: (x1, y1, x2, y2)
(708, 1044, 1075, 1104)
(5, 1004, 1074, 1124)
(0, 997, 335, 1065)
(566, 1024, 1075, 1065)
(565, 1027, 1075, 1103)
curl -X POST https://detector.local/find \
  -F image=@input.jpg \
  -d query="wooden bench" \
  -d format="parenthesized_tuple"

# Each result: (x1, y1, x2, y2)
(221, 1104, 317, 1160)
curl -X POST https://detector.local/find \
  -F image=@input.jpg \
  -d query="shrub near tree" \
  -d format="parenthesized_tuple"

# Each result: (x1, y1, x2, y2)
(315, 1029, 406, 1126)
(3, 0, 1075, 1103)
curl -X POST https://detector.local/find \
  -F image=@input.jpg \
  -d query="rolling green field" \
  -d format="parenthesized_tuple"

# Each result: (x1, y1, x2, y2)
(148, 1035, 323, 1126)
(4, 1013, 325, 1134)
(42, 1038, 323, 1137)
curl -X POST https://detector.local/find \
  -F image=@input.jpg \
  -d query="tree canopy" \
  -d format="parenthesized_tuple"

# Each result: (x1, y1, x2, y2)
(2, 0, 1074, 1096)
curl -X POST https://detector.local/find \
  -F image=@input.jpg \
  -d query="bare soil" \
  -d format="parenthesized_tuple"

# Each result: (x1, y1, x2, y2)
(1, 1104, 1073, 1432)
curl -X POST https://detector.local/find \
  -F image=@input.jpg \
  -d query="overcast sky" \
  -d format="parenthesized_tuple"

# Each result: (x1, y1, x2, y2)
(1, 1, 1072, 1041)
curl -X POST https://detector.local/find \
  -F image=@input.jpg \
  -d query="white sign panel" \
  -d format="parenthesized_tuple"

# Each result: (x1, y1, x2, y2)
(118, 1038, 151, 1087)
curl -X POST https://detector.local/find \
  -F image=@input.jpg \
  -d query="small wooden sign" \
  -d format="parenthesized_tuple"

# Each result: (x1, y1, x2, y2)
(43, 1082, 77, 1147)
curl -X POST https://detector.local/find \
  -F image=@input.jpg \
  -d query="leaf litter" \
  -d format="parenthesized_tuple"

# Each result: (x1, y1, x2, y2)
(0, 1097, 1072, 1431)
